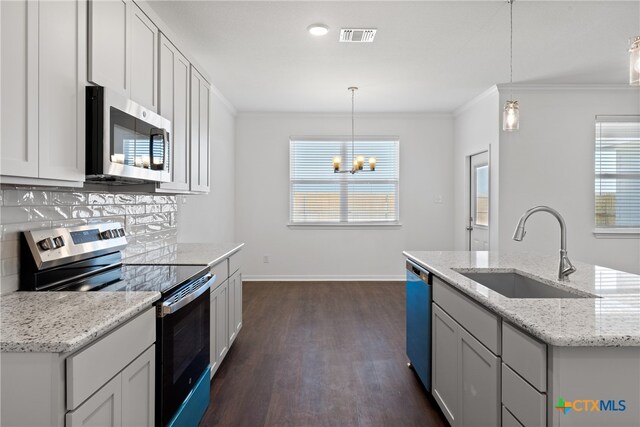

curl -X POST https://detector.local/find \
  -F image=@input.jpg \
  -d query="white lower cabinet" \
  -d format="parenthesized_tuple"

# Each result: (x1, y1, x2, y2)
(121, 345, 155, 427)
(67, 345, 154, 427)
(228, 270, 242, 345)
(209, 255, 243, 379)
(66, 374, 122, 427)
(432, 301, 500, 427)
(210, 277, 228, 377)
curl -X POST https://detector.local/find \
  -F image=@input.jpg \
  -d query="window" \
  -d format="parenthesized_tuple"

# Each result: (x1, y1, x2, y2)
(289, 137, 399, 225)
(595, 116, 640, 234)
(474, 165, 489, 227)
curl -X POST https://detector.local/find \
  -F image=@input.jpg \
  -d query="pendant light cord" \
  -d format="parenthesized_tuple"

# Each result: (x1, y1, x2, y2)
(351, 88, 355, 168)
(509, 0, 514, 98)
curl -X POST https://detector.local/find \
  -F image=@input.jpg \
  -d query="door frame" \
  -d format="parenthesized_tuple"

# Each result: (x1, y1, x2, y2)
(466, 149, 491, 250)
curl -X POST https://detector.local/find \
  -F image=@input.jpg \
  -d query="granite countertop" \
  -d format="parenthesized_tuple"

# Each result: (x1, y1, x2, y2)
(124, 242, 244, 267)
(0, 291, 160, 353)
(404, 251, 640, 347)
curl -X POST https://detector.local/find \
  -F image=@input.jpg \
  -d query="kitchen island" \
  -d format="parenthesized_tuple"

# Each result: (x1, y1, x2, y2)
(404, 251, 640, 427)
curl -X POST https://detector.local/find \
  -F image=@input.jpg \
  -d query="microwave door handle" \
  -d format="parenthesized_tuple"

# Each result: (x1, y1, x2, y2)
(149, 128, 168, 170)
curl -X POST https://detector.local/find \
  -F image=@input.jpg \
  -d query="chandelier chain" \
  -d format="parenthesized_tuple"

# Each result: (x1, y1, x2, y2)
(509, 0, 514, 96)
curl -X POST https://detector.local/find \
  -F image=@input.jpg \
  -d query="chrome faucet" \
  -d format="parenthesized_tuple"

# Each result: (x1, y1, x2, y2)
(512, 206, 576, 281)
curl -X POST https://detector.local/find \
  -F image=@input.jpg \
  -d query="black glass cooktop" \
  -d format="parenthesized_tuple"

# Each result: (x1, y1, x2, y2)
(59, 264, 208, 294)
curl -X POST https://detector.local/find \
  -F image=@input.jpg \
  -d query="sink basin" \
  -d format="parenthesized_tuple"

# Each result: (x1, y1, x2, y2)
(458, 272, 593, 299)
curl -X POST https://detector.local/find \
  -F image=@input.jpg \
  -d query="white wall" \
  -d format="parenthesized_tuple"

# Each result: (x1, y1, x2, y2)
(235, 113, 454, 280)
(178, 91, 236, 243)
(497, 86, 640, 274)
(452, 87, 501, 251)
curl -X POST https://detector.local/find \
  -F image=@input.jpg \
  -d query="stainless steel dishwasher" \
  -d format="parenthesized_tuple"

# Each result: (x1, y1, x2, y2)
(406, 260, 432, 392)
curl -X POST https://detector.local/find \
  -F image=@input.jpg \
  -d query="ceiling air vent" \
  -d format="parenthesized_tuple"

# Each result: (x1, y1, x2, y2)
(339, 28, 377, 43)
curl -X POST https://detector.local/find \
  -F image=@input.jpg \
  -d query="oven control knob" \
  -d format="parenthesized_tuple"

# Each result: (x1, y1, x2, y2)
(100, 230, 112, 240)
(53, 236, 65, 248)
(37, 237, 55, 251)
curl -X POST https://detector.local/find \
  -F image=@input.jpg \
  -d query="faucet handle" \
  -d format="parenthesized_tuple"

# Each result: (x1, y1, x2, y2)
(560, 253, 576, 279)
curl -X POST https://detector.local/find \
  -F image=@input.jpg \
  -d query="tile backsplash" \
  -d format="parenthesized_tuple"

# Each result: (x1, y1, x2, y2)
(0, 188, 178, 294)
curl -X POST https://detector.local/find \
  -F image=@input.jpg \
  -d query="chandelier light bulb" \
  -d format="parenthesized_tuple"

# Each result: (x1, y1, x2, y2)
(369, 157, 376, 171)
(333, 156, 341, 172)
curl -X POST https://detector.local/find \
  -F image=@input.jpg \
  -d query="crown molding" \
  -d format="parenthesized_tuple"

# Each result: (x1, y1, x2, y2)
(453, 85, 499, 117)
(237, 111, 453, 119)
(495, 83, 638, 93)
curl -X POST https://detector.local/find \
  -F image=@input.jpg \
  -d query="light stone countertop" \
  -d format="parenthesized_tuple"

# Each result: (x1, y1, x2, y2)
(404, 251, 640, 347)
(124, 242, 244, 267)
(0, 291, 160, 353)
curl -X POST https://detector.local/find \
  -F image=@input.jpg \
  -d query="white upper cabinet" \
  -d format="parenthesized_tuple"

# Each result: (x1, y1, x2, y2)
(130, 4, 158, 112)
(159, 34, 190, 192)
(88, 0, 157, 112)
(190, 67, 211, 193)
(1, 0, 38, 178)
(1, 0, 84, 183)
(38, 0, 86, 181)
(88, 0, 130, 96)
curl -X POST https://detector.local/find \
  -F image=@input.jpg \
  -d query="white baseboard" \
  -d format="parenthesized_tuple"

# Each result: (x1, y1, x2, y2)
(242, 275, 405, 282)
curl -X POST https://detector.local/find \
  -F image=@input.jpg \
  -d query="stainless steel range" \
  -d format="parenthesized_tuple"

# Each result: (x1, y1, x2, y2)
(21, 223, 213, 427)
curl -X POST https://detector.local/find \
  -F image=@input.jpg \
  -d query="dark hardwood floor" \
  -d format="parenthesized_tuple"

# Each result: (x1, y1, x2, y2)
(200, 281, 447, 427)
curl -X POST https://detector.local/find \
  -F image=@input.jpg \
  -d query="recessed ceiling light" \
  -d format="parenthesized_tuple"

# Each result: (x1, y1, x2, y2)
(307, 24, 329, 37)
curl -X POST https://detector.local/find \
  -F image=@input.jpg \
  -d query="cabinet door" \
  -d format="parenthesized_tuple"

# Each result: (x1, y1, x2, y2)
(0, 0, 38, 177)
(458, 326, 500, 427)
(88, 0, 130, 96)
(229, 270, 242, 337)
(190, 67, 210, 193)
(228, 272, 236, 345)
(215, 281, 229, 362)
(432, 303, 458, 426)
(38, 0, 85, 181)
(159, 34, 190, 192)
(66, 374, 122, 427)
(210, 288, 218, 377)
(130, 3, 157, 111)
(121, 345, 155, 427)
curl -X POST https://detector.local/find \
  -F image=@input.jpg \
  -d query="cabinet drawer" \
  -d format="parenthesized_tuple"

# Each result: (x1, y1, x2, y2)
(433, 276, 500, 354)
(210, 261, 228, 291)
(502, 322, 547, 392)
(502, 405, 524, 427)
(502, 364, 546, 427)
(229, 251, 242, 275)
(66, 308, 155, 410)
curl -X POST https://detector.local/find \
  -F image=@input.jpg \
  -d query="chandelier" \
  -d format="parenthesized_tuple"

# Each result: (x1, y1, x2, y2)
(332, 87, 376, 173)
(630, 36, 640, 86)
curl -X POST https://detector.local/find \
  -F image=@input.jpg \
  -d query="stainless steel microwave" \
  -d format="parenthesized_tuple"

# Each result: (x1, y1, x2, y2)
(86, 86, 171, 183)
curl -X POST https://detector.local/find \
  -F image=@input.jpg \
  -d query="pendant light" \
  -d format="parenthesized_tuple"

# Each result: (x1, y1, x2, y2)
(630, 36, 640, 86)
(503, 0, 519, 131)
(333, 87, 376, 174)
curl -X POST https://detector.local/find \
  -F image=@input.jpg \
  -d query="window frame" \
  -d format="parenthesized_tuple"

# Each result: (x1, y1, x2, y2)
(288, 136, 401, 227)
(593, 115, 640, 238)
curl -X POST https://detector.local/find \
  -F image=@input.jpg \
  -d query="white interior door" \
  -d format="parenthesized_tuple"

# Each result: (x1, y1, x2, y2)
(468, 151, 490, 250)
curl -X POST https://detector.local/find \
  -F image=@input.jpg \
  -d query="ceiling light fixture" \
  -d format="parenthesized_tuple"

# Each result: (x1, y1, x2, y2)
(503, 0, 519, 132)
(333, 87, 376, 174)
(307, 24, 329, 36)
(629, 36, 640, 86)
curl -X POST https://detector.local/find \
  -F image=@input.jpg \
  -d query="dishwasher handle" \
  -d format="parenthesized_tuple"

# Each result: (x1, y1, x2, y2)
(406, 260, 432, 284)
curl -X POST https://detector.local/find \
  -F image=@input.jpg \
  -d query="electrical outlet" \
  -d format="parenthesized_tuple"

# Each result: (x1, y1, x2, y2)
(182, 196, 187, 204)
(263, 255, 270, 264)
(434, 194, 443, 204)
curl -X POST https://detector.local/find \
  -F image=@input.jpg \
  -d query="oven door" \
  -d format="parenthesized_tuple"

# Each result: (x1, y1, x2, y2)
(86, 86, 172, 183)
(157, 275, 212, 426)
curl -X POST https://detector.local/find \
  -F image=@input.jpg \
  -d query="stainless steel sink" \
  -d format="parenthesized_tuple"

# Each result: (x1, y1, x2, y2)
(458, 272, 593, 299)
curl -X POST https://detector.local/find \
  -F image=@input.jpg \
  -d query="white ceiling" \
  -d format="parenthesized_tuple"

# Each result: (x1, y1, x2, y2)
(147, 1, 640, 113)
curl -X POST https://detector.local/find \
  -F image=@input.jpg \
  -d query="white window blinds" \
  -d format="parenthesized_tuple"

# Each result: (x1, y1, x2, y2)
(595, 116, 640, 231)
(290, 138, 399, 225)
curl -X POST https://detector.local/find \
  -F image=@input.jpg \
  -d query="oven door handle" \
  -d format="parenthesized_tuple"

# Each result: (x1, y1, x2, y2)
(158, 273, 214, 317)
